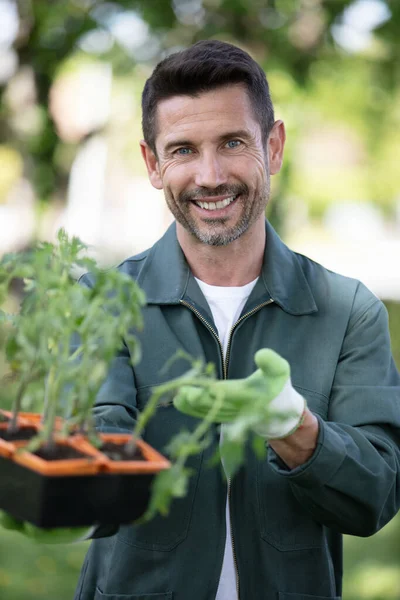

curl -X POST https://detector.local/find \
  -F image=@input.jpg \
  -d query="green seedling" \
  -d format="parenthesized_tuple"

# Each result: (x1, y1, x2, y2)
(0, 230, 145, 451)
(136, 349, 293, 522)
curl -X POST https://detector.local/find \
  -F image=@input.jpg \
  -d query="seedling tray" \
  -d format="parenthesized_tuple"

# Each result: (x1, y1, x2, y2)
(0, 454, 154, 527)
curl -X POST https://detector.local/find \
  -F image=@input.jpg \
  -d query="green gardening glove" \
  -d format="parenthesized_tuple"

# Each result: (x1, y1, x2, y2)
(0, 510, 95, 544)
(173, 348, 306, 439)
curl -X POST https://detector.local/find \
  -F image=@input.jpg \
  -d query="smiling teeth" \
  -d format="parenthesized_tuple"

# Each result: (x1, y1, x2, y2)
(196, 196, 236, 210)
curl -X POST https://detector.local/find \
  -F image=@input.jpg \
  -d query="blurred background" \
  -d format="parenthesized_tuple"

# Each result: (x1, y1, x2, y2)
(0, 0, 399, 598)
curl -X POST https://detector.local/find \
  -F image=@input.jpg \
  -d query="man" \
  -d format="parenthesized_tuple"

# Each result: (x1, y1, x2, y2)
(69, 39, 400, 600)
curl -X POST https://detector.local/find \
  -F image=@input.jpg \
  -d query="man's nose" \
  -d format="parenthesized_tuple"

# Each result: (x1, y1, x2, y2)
(194, 152, 228, 189)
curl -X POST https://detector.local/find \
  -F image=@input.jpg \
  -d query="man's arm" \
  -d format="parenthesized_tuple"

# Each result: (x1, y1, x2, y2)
(91, 344, 139, 434)
(268, 289, 400, 536)
(77, 271, 140, 436)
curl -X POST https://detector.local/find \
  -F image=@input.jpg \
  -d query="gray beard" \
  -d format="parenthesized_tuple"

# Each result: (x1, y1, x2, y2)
(166, 180, 270, 247)
(186, 211, 253, 246)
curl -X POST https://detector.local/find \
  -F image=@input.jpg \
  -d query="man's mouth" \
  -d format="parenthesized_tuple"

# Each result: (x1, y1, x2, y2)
(193, 195, 238, 211)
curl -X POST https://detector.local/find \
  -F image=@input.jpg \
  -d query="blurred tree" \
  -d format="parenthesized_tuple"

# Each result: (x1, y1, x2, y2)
(0, 4, 400, 596)
(1, 0, 399, 207)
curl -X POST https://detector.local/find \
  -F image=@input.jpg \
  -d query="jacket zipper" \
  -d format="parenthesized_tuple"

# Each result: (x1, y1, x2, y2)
(180, 297, 274, 600)
(179, 299, 224, 357)
(224, 299, 274, 376)
(225, 298, 274, 600)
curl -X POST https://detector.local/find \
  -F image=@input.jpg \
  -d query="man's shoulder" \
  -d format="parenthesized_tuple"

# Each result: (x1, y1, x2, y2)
(78, 248, 152, 288)
(114, 249, 151, 280)
(294, 250, 380, 314)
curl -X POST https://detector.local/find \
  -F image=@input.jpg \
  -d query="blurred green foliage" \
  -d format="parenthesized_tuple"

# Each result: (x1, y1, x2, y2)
(0, 530, 88, 600)
(344, 513, 400, 600)
(386, 301, 400, 369)
(0, 1, 399, 598)
(0, 0, 399, 220)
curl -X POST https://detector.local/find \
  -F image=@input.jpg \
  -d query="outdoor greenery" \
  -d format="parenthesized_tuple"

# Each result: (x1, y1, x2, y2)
(0, 0, 399, 599)
(386, 301, 400, 368)
(1, 0, 400, 225)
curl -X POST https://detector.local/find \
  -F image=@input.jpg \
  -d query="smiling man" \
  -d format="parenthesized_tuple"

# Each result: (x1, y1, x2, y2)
(141, 85, 276, 252)
(73, 40, 400, 600)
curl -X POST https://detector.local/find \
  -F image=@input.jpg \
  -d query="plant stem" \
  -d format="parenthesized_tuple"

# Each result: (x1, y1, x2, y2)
(42, 369, 51, 425)
(43, 366, 58, 448)
(140, 388, 226, 521)
(8, 377, 26, 434)
(174, 388, 225, 467)
(68, 346, 83, 363)
(126, 372, 219, 454)
(8, 361, 38, 434)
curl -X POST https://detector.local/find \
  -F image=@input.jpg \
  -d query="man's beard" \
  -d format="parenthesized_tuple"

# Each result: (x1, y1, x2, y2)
(165, 180, 270, 246)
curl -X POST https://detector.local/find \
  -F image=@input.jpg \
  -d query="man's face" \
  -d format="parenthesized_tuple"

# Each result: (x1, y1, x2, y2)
(142, 84, 282, 246)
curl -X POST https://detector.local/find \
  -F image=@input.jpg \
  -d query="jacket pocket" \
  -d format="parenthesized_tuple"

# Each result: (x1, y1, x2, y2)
(257, 460, 323, 551)
(279, 594, 340, 600)
(95, 590, 173, 600)
(118, 387, 203, 551)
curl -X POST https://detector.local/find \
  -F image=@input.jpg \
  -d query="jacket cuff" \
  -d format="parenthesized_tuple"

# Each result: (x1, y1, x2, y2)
(267, 413, 347, 488)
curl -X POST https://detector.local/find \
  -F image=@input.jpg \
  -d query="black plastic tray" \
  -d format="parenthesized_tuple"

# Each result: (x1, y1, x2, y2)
(0, 455, 153, 527)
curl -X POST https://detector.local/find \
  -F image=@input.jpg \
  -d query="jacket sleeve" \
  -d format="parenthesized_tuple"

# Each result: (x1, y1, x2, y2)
(268, 286, 400, 536)
(92, 344, 139, 434)
(76, 272, 139, 434)
(72, 273, 139, 539)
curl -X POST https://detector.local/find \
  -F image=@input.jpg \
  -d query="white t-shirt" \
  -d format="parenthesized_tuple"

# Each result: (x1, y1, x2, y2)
(195, 276, 259, 600)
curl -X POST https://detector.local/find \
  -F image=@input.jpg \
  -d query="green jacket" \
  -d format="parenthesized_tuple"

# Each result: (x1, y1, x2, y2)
(75, 221, 400, 600)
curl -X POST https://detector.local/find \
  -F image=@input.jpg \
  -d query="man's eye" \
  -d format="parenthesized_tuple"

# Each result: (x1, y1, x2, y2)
(226, 140, 241, 149)
(175, 147, 193, 155)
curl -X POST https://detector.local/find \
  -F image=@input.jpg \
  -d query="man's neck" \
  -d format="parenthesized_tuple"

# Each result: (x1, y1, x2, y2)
(177, 219, 266, 287)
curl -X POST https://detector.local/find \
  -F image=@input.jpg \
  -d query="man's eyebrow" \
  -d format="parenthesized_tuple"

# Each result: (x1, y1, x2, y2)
(218, 129, 252, 142)
(163, 139, 193, 153)
(163, 130, 252, 153)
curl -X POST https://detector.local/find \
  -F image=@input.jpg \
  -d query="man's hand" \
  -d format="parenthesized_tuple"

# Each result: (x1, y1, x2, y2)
(250, 348, 306, 439)
(0, 510, 94, 544)
(173, 348, 306, 440)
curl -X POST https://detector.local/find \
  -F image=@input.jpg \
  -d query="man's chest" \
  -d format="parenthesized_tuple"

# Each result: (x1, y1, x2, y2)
(132, 301, 348, 421)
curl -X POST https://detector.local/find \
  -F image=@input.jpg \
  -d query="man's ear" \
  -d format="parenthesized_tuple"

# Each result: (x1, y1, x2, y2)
(140, 141, 163, 189)
(268, 120, 286, 176)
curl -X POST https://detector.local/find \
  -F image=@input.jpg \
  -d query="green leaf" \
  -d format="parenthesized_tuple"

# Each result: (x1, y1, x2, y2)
(252, 433, 267, 461)
(140, 465, 193, 521)
(5, 336, 20, 362)
(219, 436, 245, 480)
(165, 430, 202, 459)
(23, 522, 90, 544)
(0, 511, 24, 532)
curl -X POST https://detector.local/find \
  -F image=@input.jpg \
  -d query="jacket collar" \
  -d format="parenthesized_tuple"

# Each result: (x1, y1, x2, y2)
(136, 220, 317, 316)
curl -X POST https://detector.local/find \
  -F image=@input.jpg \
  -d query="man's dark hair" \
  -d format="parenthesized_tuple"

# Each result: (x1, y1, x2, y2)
(142, 40, 275, 155)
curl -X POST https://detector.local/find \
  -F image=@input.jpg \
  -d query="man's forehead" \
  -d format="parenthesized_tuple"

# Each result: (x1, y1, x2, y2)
(157, 83, 250, 113)
(154, 84, 258, 141)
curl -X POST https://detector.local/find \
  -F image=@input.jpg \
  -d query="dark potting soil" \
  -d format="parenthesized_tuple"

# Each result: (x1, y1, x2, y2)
(0, 426, 38, 441)
(99, 441, 144, 462)
(34, 444, 90, 461)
